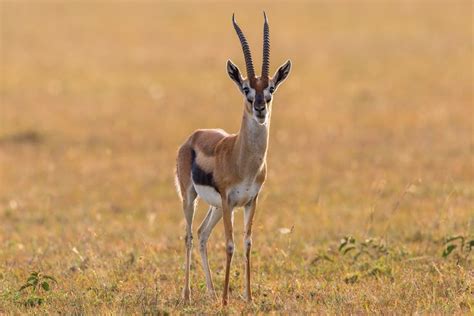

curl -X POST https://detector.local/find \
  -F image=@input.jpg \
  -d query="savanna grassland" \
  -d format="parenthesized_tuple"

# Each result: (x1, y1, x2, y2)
(0, 1, 473, 314)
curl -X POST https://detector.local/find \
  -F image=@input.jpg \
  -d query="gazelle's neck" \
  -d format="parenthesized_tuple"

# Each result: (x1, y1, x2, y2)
(235, 105, 270, 173)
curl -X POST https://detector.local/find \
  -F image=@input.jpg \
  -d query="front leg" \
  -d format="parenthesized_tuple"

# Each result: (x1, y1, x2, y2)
(243, 195, 258, 302)
(221, 196, 234, 306)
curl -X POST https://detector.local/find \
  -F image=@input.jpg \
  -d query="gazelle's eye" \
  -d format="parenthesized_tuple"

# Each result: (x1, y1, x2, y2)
(269, 86, 275, 93)
(243, 87, 249, 94)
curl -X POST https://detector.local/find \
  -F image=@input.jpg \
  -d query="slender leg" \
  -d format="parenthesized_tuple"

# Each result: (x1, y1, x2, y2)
(221, 198, 234, 306)
(197, 206, 223, 296)
(243, 196, 258, 302)
(182, 188, 197, 303)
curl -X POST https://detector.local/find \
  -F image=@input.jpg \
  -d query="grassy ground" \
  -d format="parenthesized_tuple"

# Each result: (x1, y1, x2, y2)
(1, 1, 472, 314)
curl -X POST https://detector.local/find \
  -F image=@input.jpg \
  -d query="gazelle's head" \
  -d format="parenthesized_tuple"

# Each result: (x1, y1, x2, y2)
(227, 12, 292, 125)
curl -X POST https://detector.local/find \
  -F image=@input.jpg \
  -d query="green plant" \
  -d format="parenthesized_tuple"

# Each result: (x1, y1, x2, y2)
(339, 236, 388, 261)
(442, 235, 473, 261)
(339, 236, 394, 284)
(18, 271, 57, 307)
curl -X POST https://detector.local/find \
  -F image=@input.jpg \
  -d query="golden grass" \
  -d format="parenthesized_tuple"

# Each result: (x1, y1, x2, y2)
(0, 1, 472, 314)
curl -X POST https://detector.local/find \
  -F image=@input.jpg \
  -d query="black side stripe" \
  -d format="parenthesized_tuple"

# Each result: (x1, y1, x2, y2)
(191, 149, 220, 193)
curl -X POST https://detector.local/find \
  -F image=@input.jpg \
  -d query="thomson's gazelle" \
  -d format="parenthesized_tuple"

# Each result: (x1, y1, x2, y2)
(175, 12, 291, 305)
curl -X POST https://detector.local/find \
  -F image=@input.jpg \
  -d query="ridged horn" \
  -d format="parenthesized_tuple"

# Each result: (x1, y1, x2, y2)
(261, 11, 270, 79)
(232, 14, 255, 79)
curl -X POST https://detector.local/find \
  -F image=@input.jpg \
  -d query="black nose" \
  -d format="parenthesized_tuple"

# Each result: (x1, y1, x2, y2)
(253, 105, 265, 113)
(253, 102, 265, 113)
(254, 93, 265, 113)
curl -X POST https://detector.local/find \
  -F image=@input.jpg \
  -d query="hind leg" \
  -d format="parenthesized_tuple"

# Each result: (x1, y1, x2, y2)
(182, 186, 197, 303)
(197, 206, 223, 297)
(176, 142, 197, 303)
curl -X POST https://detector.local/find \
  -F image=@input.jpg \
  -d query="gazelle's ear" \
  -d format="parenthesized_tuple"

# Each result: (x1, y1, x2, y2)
(272, 60, 292, 91)
(227, 59, 243, 88)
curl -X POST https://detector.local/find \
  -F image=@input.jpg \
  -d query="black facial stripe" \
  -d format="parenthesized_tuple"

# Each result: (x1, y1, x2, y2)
(253, 93, 266, 111)
(255, 93, 264, 105)
(191, 150, 219, 193)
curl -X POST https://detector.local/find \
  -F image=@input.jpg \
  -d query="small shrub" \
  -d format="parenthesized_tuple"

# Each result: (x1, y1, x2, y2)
(18, 271, 57, 307)
(339, 236, 395, 284)
(339, 236, 389, 261)
(442, 235, 473, 263)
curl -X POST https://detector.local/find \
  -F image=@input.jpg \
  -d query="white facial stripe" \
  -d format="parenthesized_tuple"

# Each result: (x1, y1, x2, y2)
(263, 89, 271, 99)
(242, 82, 256, 101)
(248, 88, 256, 100)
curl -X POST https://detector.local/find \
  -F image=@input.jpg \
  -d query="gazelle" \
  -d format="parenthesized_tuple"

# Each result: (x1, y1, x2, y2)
(175, 12, 291, 305)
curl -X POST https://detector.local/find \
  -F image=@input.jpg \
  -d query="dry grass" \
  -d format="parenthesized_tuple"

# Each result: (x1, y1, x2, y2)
(0, 1, 473, 314)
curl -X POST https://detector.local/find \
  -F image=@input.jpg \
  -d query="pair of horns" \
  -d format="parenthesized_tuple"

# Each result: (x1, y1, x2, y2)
(232, 12, 270, 80)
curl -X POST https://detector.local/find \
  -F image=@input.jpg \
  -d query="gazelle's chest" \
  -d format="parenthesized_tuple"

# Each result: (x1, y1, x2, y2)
(228, 180, 262, 207)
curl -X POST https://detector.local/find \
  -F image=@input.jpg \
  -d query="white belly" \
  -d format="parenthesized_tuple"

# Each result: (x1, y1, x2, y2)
(194, 181, 262, 208)
(194, 184, 222, 208)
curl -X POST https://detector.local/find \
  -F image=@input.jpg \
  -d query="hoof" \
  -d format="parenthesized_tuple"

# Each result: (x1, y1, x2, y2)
(206, 289, 217, 300)
(182, 288, 191, 303)
(245, 290, 252, 303)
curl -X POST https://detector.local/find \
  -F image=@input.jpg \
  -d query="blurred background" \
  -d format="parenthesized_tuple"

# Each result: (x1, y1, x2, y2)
(0, 1, 472, 313)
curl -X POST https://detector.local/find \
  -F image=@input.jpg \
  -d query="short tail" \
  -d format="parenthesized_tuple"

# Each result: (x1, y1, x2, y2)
(175, 142, 194, 201)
